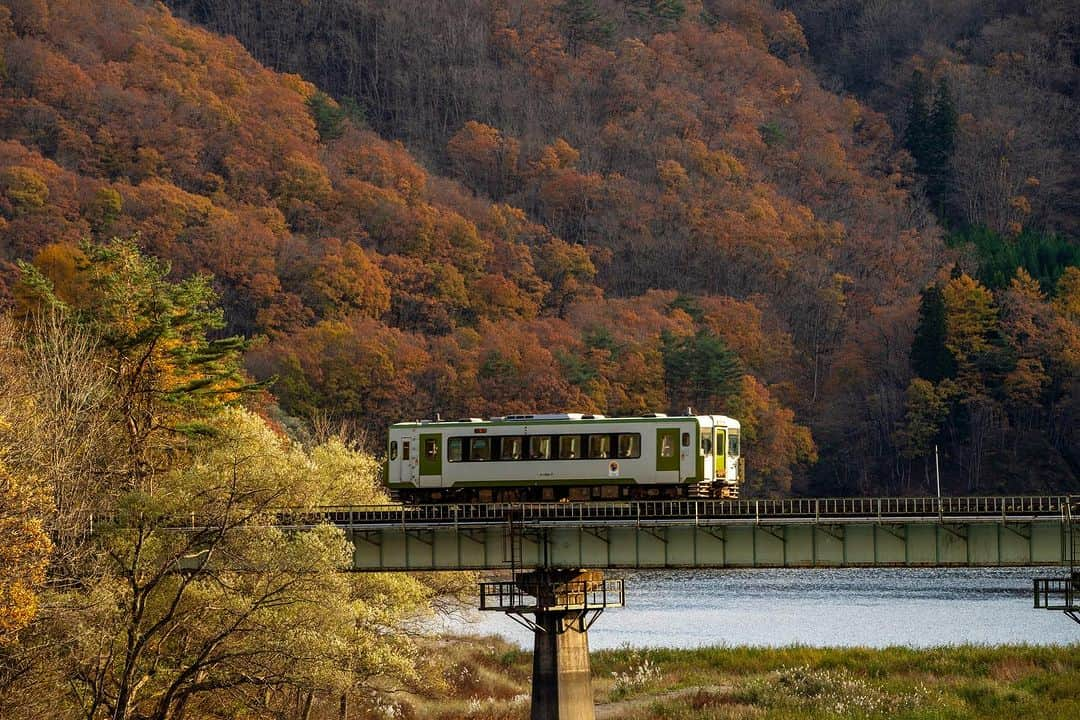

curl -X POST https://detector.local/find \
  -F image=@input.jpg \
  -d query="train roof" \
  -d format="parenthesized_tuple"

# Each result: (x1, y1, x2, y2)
(389, 413, 740, 429)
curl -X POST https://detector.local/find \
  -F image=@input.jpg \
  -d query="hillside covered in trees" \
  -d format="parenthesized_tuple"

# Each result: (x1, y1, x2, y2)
(0, 0, 1077, 502)
(0, 2, 1077, 716)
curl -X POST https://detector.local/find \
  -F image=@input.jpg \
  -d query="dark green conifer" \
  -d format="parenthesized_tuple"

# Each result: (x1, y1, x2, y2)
(926, 77, 958, 204)
(558, 0, 614, 52)
(910, 284, 956, 383)
(661, 329, 743, 409)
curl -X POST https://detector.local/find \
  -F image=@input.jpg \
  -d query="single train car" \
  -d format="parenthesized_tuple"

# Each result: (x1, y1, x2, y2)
(385, 413, 741, 503)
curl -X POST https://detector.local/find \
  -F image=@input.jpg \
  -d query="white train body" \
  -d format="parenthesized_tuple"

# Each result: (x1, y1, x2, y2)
(385, 413, 741, 502)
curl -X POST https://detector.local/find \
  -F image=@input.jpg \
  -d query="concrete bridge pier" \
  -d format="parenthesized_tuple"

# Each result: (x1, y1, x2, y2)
(530, 608, 595, 720)
(479, 569, 624, 720)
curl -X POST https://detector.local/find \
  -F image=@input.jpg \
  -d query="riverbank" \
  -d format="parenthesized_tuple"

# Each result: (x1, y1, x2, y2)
(395, 637, 1080, 719)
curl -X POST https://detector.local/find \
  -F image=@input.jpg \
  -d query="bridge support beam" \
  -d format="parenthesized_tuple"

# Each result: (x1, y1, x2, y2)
(479, 569, 624, 720)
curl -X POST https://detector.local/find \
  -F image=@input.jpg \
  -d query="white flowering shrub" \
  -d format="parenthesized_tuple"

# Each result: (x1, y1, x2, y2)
(740, 665, 936, 716)
(610, 652, 662, 699)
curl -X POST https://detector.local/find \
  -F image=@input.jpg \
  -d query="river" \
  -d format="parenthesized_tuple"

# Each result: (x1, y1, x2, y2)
(439, 567, 1077, 648)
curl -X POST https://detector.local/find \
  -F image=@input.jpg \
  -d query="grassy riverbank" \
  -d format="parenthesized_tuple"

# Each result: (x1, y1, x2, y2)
(397, 638, 1080, 719)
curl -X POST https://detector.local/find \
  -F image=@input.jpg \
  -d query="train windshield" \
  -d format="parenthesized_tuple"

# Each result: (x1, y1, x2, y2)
(728, 432, 740, 457)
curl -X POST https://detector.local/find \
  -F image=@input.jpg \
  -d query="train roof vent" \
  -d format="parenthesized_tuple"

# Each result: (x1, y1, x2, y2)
(640, 412, 668, 418)
(494, 413, 609, 421)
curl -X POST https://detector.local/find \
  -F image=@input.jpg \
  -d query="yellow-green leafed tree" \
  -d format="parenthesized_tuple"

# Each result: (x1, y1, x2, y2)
(0, 417, 51, 642)
(62, 407, 438, 720)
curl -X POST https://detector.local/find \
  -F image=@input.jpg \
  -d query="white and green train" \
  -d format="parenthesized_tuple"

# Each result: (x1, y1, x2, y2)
(385, 413, 742, 503)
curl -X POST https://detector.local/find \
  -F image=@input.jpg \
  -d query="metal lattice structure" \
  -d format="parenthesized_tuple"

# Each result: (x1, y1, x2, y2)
(1033, 496, 1079, 624)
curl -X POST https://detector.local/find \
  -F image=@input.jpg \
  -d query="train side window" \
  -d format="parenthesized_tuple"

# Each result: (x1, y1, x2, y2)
(501, 436, 523, 460)
(617, 434, 640, 459)
(729, 433, 740, 457)
(470, 437, 491, 461)
(390, 441, 398, 460)
(701, 437, 712, 454)
(587, 434, 610, 459)
(558, 435, 581, 460)
(529, 435, 552, 460)
(660, 435, 674, 458)
(681, 432, 690, 447)
(448, 438, 464, 462)
(402, 441, 411, 461)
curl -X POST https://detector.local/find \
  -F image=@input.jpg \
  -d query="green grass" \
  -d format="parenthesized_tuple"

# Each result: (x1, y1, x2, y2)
(401, 638, 1080, 719)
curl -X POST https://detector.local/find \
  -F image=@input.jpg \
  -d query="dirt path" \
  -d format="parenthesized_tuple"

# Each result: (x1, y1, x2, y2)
(594, 685, 730, 719)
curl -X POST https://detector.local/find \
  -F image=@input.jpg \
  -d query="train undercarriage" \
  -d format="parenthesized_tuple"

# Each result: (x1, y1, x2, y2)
(393, 481, 738, 504)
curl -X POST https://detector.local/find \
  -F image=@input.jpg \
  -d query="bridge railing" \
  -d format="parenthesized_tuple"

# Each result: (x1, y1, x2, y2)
(303, 495, 1070, 528)
(89, 495, 1069, 530)
(479, 578, 625, 613)
(1033, 576, 1079, 610)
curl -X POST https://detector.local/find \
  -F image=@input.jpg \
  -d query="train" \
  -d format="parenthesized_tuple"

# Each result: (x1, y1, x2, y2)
(384, 413, 742, 503)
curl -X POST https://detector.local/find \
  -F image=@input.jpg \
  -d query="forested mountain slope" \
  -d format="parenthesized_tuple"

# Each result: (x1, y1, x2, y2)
(163, 0, 1080, 491)
(0, 0, 1076, 493)
(779, 0, 1079, 238)
(0, 0, 815, 492)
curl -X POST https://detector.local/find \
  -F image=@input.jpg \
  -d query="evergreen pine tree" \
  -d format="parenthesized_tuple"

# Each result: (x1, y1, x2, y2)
(911, 284, 957, 383)
(905, 72, 958, 215)
(903, 71, 931, 174)
(558, 0, 613, 52)
(661, 329, 743, 410)
(926, 77, 958, 206)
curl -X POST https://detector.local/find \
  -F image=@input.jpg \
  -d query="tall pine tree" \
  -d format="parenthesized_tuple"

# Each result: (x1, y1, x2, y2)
(904, 72, 957, 216)
(558, 0, 614, 53)
(926, 77, 958, 206)
(911, 284, 956, 383)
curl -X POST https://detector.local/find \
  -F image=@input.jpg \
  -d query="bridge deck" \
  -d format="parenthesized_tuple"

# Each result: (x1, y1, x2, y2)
(282, 496, 1073, 571)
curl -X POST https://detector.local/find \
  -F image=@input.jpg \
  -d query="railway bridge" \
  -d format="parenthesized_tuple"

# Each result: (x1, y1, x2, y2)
(284, 495, 1078, 720)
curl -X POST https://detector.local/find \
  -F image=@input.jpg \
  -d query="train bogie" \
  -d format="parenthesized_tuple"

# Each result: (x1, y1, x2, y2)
(385, 413, 741, 503)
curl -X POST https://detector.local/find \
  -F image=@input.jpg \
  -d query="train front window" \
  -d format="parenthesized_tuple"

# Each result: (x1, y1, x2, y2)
(448, 438, 464, 462)
(587, 434, 610, 459)
(529, 435, 552, 460)
(729, 432, 740, 457)
(424, 438, 438, 459)
(470, 437, 490, 461)
(701, 437, 712, 454)
(501, 436, 523, 460)
(558, 435, 581, 459)
(390, 441, 398, 460)
(617, 434, 640, 458)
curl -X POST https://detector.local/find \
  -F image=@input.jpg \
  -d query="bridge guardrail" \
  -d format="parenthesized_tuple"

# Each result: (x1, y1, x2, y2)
(87, 495, 1070, 531)
(304, 495, 1070, 529)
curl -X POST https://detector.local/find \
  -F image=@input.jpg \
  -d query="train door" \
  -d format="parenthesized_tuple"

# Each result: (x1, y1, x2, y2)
(700, 424, 714, 481)
(656, 428, 680, 479)
(726, 429, 741, 482)
(388, 435, 401, 485)
(715, 428, 727, 481)
(418, 432, 442, 487)
(402, 433, 418, 485)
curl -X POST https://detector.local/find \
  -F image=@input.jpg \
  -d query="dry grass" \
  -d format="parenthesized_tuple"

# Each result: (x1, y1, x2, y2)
(365, 636, 1080, 720)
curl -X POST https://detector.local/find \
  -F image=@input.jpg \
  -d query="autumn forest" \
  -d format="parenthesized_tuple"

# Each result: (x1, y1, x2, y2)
(0, 0, 1077, 717)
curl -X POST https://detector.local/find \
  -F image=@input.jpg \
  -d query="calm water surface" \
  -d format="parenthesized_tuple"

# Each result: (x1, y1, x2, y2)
(442, 568, 1078, 648)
